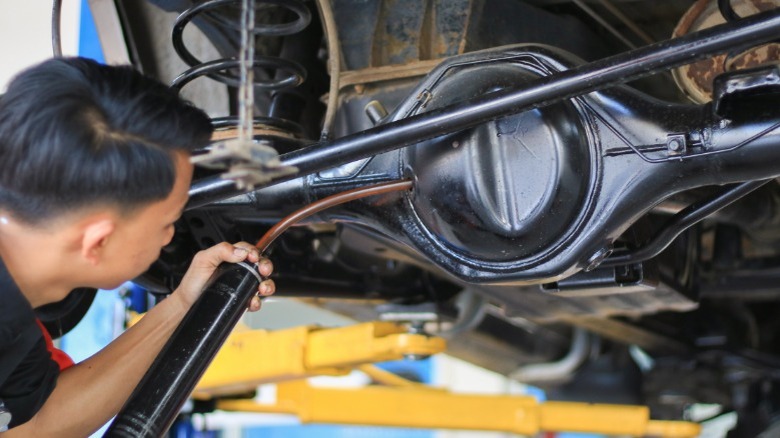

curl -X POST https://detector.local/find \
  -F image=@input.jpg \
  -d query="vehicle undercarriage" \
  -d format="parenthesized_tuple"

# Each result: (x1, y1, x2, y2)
(42, 0, 780, 436)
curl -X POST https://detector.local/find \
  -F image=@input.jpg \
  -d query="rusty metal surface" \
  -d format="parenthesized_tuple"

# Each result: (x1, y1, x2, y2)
(338, 59, 441, 90)
(428, 0, 472, 58)
(211, 126, 298, 141)
(332, 0, 382, 69)
(673, 0, 780, 103)
(372, 0, 427, 65)
(333, 0, 473, 69)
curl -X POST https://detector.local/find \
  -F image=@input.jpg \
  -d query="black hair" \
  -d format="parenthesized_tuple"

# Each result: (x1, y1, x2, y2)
(0, 57, 212, 225)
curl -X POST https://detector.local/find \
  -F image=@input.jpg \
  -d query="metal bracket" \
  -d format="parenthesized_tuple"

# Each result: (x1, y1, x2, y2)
(191, 139, 298, 190)
(666, 133, 688, 156)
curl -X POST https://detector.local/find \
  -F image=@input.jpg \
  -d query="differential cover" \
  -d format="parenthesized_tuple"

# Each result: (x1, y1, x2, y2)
(404, 62, 591, 263)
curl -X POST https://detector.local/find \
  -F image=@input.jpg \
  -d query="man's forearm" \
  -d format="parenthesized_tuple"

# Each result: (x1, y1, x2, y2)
(3, 292, 190, 438)
(1, 243, 271, 437)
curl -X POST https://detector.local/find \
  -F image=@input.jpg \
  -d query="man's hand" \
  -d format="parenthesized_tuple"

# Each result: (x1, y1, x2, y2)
(8, 243, 274, 438)
(174, 242, 275, 310)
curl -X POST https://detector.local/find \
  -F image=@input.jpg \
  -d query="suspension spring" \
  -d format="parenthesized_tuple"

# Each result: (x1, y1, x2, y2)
(170, 0, 312, 137)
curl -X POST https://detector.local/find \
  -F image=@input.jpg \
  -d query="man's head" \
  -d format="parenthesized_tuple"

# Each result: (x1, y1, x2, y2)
(0, 57, 212, 224)
(0, 57, 213, 295)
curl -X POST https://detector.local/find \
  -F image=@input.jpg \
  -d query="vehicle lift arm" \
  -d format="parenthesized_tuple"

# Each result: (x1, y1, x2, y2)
(193, 321, 701, 438)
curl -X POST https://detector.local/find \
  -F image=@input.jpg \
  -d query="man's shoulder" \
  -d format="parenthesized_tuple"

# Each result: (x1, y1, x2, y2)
(0, 256, 42, 384)
(0, 257, 37, 347)
(0, 256, 57, 430)
(0, 311, 45, 414)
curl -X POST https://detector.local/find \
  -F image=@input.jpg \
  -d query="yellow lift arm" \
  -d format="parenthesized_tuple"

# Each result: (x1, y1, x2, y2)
(218, 380, 701, 438)
(194, 321, 445, 398)
(193, 321, 701, 438)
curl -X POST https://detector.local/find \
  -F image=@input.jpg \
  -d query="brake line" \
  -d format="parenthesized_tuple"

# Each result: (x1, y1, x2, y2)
(255, 179, 413, 253)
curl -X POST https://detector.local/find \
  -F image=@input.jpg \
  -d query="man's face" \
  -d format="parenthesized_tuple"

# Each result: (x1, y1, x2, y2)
(98, 151, 193, 289)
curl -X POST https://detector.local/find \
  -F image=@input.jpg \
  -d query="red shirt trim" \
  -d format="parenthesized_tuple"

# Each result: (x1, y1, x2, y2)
(34, 319, 75, 371)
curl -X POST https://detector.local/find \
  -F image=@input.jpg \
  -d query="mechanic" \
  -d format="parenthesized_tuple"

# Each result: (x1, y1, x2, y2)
(0, 57, 275, 436)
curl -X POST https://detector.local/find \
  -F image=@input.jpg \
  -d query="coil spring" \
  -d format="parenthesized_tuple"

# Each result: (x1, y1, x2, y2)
(170, 0, 311, 137)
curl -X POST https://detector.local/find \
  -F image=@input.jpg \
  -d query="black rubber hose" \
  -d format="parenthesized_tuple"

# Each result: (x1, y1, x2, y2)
(718, 0, 741, 22)
(51, 0, 63, 57)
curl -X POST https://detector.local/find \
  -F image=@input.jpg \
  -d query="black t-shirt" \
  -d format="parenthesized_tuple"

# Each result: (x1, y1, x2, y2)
(0, 257, 59, 430)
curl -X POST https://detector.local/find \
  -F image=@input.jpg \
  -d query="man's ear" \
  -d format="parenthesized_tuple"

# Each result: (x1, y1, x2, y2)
(81, 218, 116, 265)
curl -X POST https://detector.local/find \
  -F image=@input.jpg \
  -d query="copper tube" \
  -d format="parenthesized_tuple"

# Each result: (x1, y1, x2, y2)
(255, 179, 413, 252)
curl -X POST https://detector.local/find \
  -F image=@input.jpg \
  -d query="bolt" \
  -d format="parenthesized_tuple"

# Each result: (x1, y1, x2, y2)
(364, 100, 388, 125)
(584, 247, 613, 272)
(668, 138, 683, 152)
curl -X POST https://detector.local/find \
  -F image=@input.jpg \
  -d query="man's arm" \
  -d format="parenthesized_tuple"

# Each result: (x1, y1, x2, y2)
(3, 242, 274, 437)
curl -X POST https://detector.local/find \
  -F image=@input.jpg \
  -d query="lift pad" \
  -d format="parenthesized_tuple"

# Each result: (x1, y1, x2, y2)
(193, 321, 445, 398)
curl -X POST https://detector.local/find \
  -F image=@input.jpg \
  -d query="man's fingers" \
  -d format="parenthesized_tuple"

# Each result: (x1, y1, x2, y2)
(191, 242, 254, 270)
(248, 295, 262, 312)
(258, 258, 273, 277)
(179, 242, 258, 290)
(230, 242, 261, 264)
(181, 243, 233, 285)
(259, 279, 275, 296)
(246, 280, 274, 312)
(176, 242, 272, 310)
(205, 243, 268, 275)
